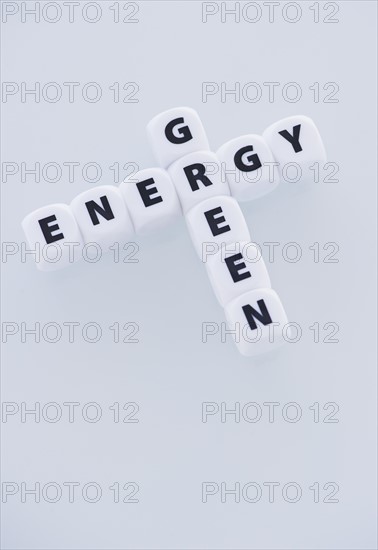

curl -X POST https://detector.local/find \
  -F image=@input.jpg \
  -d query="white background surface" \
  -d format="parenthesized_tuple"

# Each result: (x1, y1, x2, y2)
(1, 1, 377, 548)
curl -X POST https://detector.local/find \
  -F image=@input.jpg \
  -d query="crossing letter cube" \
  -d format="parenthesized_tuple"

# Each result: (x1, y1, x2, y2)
(168, 150, 230, 213)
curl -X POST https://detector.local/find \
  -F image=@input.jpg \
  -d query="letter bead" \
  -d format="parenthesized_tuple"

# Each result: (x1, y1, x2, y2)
(70, 185, 134, 249)
(21, 204, 83, 271)
(120, 168, 181, 234)
(147, 107, 210, 168)
(168, 150, 230, 213)
(205, 241, 271, 306)
(216, 134, 279, 201)
(224, 288, 289, 356)
(263, 115, 326, 179)
(185, 195, 250, 259)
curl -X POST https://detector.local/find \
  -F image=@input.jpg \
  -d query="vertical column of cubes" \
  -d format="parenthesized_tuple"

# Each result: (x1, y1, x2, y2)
(147, 107, 288, 356)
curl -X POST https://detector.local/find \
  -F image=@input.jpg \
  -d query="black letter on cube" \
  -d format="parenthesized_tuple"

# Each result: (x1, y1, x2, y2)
(184, 163, 213, 192)
(234, 145, 262, 172)
(38, 215, 64, 244)
(278, 124, 302, 153)
(225, 253, 251, 282)
(165, 117, 193, 144)
(242, 300, 273, 330)
(85, 196, 115, 226)
(204, 207, 231, 236)
(136, 178, 163, 207)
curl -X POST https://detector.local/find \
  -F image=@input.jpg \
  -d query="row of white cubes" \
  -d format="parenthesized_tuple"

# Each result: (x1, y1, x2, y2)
(22, 107, 326, 356)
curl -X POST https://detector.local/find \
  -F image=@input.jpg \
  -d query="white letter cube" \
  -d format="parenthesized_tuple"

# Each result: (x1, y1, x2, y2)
(70, 185, 133, 249)
(225, 288, 289, 356)
(186, 195, 250, 260)
(120, 168, 181, 235)
(217, 134, 279, 201)
(147, 107, 209, 168)
(168, 150, 230, 214)
(21, 203, 83, 271)
(205, 241, 271, 306)
(263, 115, 326, 179)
